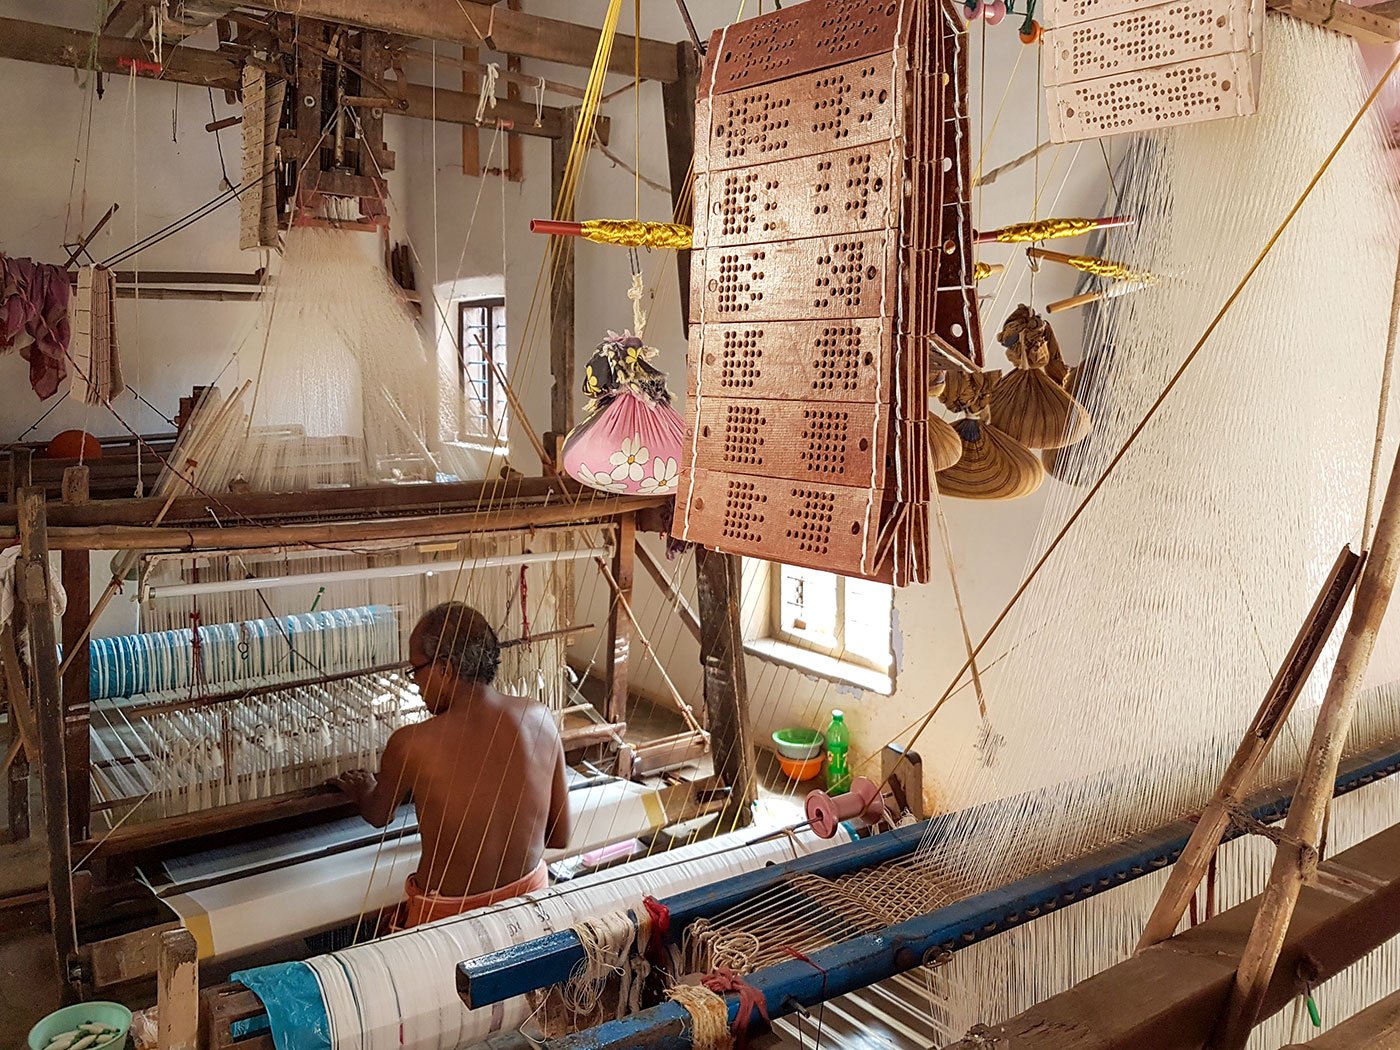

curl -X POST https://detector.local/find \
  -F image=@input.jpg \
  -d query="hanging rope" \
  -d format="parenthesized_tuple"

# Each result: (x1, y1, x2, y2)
(474, 62, 500, 125)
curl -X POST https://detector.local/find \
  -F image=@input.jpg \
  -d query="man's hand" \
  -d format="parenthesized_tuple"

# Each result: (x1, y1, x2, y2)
(332, 769, 377, 806)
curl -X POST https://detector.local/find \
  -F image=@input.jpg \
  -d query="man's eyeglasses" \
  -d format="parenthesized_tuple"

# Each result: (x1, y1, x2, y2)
(408, 658, 434, 674)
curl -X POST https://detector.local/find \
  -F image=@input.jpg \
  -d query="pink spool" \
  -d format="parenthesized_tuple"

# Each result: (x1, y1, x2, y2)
(805, 776, 887, 838)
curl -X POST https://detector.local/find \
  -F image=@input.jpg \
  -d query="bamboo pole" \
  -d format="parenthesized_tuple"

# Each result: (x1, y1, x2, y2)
(1211, 440, 1400, 1050)
(1138, 546, 1362, 948)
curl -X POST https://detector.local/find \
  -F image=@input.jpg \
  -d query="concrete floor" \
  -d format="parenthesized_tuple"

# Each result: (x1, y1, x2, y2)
(0, 835, 61, 1049)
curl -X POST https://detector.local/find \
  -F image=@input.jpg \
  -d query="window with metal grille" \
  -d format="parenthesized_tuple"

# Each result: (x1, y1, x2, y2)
(456, 298, 508, 441)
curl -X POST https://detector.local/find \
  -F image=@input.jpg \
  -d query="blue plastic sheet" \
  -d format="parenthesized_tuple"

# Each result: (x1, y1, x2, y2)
(231, 961, 332, 1050)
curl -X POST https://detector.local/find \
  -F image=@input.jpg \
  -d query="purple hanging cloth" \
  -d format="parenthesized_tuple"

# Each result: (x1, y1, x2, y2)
(1, 254, 71, 400)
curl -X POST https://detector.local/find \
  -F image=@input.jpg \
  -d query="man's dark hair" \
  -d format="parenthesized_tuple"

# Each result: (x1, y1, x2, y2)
(417, 602, 501, 683)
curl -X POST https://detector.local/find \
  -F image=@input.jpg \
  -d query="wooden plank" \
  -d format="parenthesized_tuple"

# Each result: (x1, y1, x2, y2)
(0, 475, 574, 528)
(158, 928, 199, 1050)
(84, 922, 178, 988)
(1281, 985, 1400, 1047)
(661, 43, 699, 340)
(0, 17, 586, 140)
(201, 984, 274, 1050)
(604, 513, 635, 725)
(941, 821, 1400, 1050)
(6, 450, 34, 842)
(18, 488, 79, 997)
(103, 1, 151, 38)
(694, 547, 757, 824)
(3, 624, 37, 842)
(28, 494, 668, 551)
(550, 108, 579, 442)
(400, 82, 579, 142)
(235, 0, 681, 82)
(74, 785, 353, 861)
(59, 468, 91, 842)
(635, 539, 701, 643)
(0, 16, 241, 89)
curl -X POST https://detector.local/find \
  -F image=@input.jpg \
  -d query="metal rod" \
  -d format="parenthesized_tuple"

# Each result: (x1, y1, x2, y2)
(142, 546, 611, 601)
(458, 733, 1400, 1031)
(673, 0, 705, 54)
(531, 218, 585, 238)
(540, 735, 1400, 1050)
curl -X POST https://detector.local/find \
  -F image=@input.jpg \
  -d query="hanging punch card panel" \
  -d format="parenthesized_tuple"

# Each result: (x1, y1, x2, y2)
(676, 0, 981, 586)
(1043, 0, 1264, 142)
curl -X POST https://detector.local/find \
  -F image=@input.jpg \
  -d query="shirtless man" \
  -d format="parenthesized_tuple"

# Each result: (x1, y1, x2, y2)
(334, 602, 570, 926)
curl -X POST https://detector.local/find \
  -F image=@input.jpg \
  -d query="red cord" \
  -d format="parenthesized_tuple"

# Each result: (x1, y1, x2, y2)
(701, 967, 769, 1048)
(642, 895, 670, 962)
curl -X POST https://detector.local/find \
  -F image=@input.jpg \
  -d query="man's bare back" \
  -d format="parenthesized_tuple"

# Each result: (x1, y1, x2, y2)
(335, 606, 569, 899)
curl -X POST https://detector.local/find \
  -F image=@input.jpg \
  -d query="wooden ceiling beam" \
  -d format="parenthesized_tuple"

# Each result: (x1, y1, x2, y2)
(0, 15, 240, 89)
(0, 17, 595, 141)
(103, 0, 152, 39)
(232, 0, 681, 82)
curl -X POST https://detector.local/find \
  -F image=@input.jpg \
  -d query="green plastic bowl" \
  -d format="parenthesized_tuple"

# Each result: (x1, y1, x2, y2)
(28, 1002, 132, 1050)
(772, 727, 825, 761)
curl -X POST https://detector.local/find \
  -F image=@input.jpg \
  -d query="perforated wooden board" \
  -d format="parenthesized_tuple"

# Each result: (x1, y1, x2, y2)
(689, 234, 902, 323)
(686, 320, 894, 403)
(676, 468, 888, 577)
(677, 0, 975, 584)
(1048, 51, 1260, 140)
(1043, 0, 1262, 141)
(699, 0, 913, 100)
(1044, 0, 1256, 84)
(692, 144, 901, 249)
(686, 397, 885, 484)
(695, 62, 905, 173)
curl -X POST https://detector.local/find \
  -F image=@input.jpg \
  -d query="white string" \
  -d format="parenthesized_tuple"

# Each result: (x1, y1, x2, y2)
(475, 63, 501, 126)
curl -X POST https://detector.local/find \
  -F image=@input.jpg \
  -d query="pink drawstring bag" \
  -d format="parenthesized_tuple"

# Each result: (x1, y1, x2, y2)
(563, 331, 684, 496)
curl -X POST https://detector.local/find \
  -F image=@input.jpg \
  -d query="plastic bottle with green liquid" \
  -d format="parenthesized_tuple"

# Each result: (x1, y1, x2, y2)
(825, 710, 852, 795)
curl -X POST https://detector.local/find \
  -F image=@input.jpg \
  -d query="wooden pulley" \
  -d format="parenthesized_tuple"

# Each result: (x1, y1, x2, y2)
(936, 417, 1044, 500)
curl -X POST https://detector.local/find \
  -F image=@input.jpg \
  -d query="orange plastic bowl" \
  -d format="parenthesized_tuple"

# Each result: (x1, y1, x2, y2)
(777, 754, 824, 782)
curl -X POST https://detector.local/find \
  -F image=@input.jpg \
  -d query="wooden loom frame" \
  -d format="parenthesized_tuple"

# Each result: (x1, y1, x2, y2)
(0, 18, 756, 1020)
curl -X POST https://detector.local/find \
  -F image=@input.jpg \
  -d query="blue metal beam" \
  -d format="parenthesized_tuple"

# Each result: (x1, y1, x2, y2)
(458, 820, 931, 1008)
(539, 737, 1400, 1050)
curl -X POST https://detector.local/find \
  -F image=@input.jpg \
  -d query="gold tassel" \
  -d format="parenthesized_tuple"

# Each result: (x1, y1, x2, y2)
(581, 219, 694, 250)
(977, 215, 1131, 244)
(1027, 247, 1154, 284)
